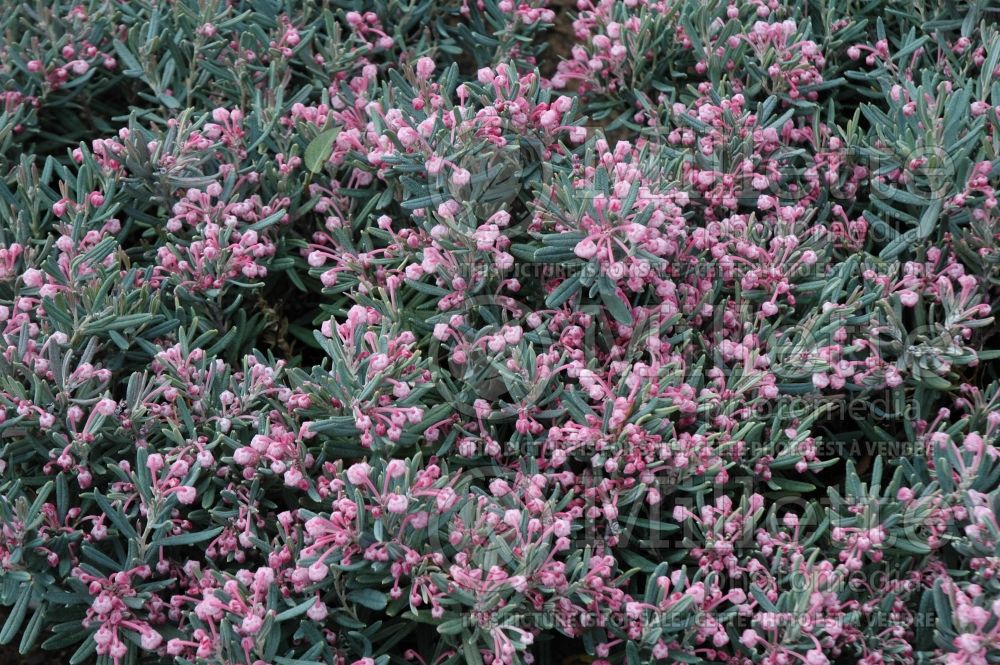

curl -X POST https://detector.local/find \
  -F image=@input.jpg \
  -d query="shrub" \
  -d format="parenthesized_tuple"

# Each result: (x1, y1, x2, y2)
(2, 1, 1000, 665)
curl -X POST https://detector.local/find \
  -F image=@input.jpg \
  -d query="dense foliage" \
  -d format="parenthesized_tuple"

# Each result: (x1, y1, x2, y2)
(2, 1, 1000, 664)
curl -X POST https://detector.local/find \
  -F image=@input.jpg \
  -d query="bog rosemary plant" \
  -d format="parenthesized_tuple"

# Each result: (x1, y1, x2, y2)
(2, 1, 1000, 664)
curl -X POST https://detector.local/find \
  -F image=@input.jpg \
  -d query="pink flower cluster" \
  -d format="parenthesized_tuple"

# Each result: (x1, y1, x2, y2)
(1, 2, 1000, 665)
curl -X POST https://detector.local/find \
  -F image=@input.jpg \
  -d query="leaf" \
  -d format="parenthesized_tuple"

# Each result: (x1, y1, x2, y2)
(931, 579, 952, 628)
(875, 184, 927, 207)
(19, 604, 46, 653)
(545, 274, 582, 308)
(309, 417, 358, 436)
(598, 276, 633, 325)
(880, 228, 918, 259)
(892, 538, 931, 554)
(462, 636, 484, 665)
(750, 585, 779, 613)
(531, 246, 580, 262)
(437, 618, 466, 635)
(275, 597, 317, 622)
(0, 586, 30, 644)
(604, 294, 633, 324)
(26, 482, 53, 525)
(69, 634, 96, 665)
(346, 589, 387, 611)
(917, 198, 943, 239)
(626, 641, 642, 665)
(618, 548, 658, 573)
(112, 40, 144, 77)
(91, 492, 138, 540)
(305, 127, 342, 174)
(158, 92, 181, 109)
(768, 477, 816, 492)
(156, 526, 224, 548)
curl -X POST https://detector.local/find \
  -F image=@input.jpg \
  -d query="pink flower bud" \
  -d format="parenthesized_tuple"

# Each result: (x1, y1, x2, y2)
(346, 462, 371, 486)
(308, 560, 328, 581)
(386, 459, 407, 478)
(416, 57, 435, 80)
(94, 398, 117, 416)
(175, 486, 197, 504)
(955, 634, 981, 654)
(22, 268, 44, 288)
(141, 630, 163, 650)
(805, 649, 828, 665)
(386, 493, 409, 513)
(574, 237, 598, 259)
(307, 598, 328, 621)
(92, 594, 113, 614)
